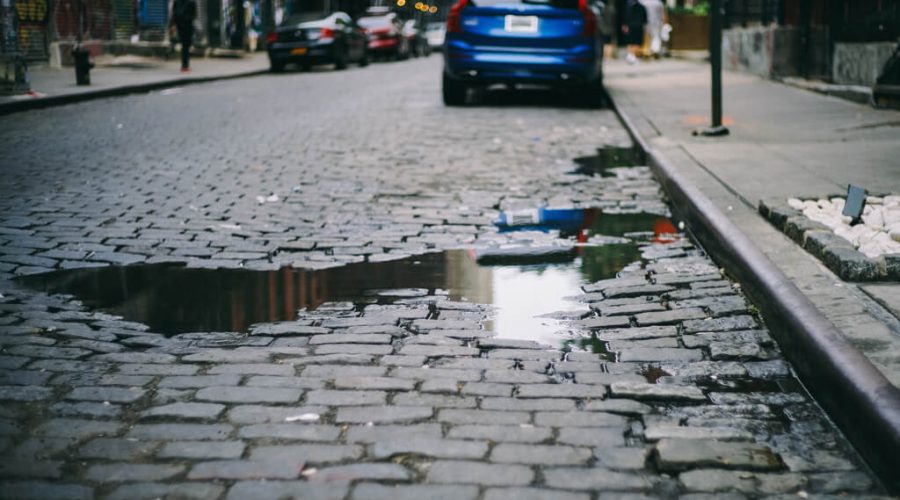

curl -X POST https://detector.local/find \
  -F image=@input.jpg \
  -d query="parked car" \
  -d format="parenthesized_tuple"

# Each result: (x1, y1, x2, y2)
(266, 11, 369, 72)
(403, 19, 431, 57)
(365, 5, 392, 15)
(442, 0, 605, 106)
(359, 13, 410, 61)
(425, 22, 446, 50)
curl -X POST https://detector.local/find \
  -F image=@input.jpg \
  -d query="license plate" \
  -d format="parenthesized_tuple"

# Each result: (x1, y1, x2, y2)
(504, 15, 538, 33)
(290, 47, 308, 55)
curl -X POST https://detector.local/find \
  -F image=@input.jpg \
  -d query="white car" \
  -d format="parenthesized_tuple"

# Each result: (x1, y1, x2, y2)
(425, 22, 445, 50)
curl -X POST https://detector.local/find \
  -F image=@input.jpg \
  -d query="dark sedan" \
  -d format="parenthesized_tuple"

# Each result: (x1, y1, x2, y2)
(267, 11, 369, 72)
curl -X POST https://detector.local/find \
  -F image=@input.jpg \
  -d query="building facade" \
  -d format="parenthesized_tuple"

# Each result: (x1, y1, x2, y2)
(722, 0, 899, 86)
(0, 0, 369, 66)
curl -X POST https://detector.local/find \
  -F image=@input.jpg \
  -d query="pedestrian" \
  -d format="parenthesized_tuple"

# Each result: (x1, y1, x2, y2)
(171, 0, 198, 72)
(599, 0, 617, 61)
(639, 0, 665, 58)
(621, 0, 646, 64)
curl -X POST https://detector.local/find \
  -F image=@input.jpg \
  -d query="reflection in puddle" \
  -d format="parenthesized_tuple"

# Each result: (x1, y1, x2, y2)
(570, 147, 645, 176)
(17, 212, 675, 347)
(564, 337, 616, 360)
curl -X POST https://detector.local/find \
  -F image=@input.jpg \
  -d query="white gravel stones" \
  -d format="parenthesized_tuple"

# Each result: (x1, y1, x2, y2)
(788, 195, 900, 258)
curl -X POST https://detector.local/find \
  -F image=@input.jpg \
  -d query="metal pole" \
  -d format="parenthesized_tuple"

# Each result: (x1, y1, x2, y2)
(696, 0, 729, 136)
(711, 0, 722, 127)
(77, 0, 84, 43)
(799, 0, 811, 78)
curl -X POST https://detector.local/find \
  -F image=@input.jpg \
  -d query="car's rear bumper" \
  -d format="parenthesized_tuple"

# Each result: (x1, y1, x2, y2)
(444, 39, 601, 85)
(368, 38, 400, 52)
(268, 40, 337, 64)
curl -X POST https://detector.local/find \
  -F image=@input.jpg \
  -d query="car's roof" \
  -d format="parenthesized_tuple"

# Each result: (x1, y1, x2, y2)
(279, 11, 349, 26)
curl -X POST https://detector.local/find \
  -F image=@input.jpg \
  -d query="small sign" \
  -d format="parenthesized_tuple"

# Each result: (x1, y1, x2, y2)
(842, 184, 867, 225)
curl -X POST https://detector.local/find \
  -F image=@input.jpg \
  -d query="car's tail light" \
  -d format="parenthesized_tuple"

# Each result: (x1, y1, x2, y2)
(266, 31, 278, 44)
(578, 0, 596, 38)
(447, 0, 468, 33)
(320, 27, 335, 40)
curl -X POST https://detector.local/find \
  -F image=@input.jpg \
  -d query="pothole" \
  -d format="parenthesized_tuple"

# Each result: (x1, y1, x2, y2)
(15, 212, 675, 348)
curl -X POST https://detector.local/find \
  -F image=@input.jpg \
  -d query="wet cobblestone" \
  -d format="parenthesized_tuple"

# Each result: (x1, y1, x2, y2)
(0, 58, 890, 498)
(1, 235, 887, 498)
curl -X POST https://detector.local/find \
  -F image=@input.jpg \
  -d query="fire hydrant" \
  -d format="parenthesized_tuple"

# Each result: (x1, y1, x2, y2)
(72, 45, 94, 85)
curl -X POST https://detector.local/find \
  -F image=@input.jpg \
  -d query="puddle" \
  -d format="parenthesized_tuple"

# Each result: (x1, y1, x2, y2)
(17, 212, 674, 348)
(569, 147, 645, 176)
(562, 333, 616, 360)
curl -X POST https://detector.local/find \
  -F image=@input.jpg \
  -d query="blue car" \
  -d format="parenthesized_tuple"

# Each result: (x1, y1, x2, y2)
(442, 0, 605, 106)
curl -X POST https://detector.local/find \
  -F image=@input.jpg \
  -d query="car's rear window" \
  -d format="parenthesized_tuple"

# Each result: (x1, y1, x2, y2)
(280, 12, 327, 25)
(358, 16, 392, 28)
(470, 0, 579, 8)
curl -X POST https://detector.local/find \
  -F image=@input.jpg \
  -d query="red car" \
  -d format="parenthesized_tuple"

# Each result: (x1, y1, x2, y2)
(358, 13, 409, 61)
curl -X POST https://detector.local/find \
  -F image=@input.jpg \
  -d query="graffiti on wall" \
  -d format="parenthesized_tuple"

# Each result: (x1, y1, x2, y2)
(11, 0, 50, 57)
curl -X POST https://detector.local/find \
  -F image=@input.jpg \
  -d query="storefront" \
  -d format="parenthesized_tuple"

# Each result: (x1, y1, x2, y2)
(137, 0, 167, 39)
(1, 0, 51, 60)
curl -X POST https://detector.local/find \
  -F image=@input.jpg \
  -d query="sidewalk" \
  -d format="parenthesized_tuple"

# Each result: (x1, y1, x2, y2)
(1, 52, 270, 114)
(605, 57, 900, 483)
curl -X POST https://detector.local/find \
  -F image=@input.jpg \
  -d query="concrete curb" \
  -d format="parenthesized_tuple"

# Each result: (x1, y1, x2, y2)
(779, 77, 873, 105)
(0, 68, 268, 116)
(608, 94, 900, 493)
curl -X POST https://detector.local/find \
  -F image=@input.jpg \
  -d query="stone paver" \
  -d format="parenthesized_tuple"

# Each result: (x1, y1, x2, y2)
(490, 443, 592, 465)
(157, 441, 246, 459)
(141, 402, 225, 420)
(84, 463, 185, 482)
(656, 439, 783, 472)
(352, 483, 478, 500)
(226, 481, 348, 500)
(542, 467, 655, 491)
(307, 463, 412, 482)
(370, 436, 488, 459)
(427, 461, 534, 486)
(187, 460, 303, 480)
(106, 483, 226, 500)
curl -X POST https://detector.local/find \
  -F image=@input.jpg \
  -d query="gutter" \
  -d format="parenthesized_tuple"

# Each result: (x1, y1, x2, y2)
(609, 94, 900, 494)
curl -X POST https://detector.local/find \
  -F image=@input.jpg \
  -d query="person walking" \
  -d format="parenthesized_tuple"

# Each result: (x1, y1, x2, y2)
(171, 0, 198, 72)
(599, 0, 617, 60)
(621, 0, 646, 64)
(639, 0, 665, 58)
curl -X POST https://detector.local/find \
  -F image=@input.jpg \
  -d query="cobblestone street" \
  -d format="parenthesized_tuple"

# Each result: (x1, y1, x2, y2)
(0, 56, 889, 498)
